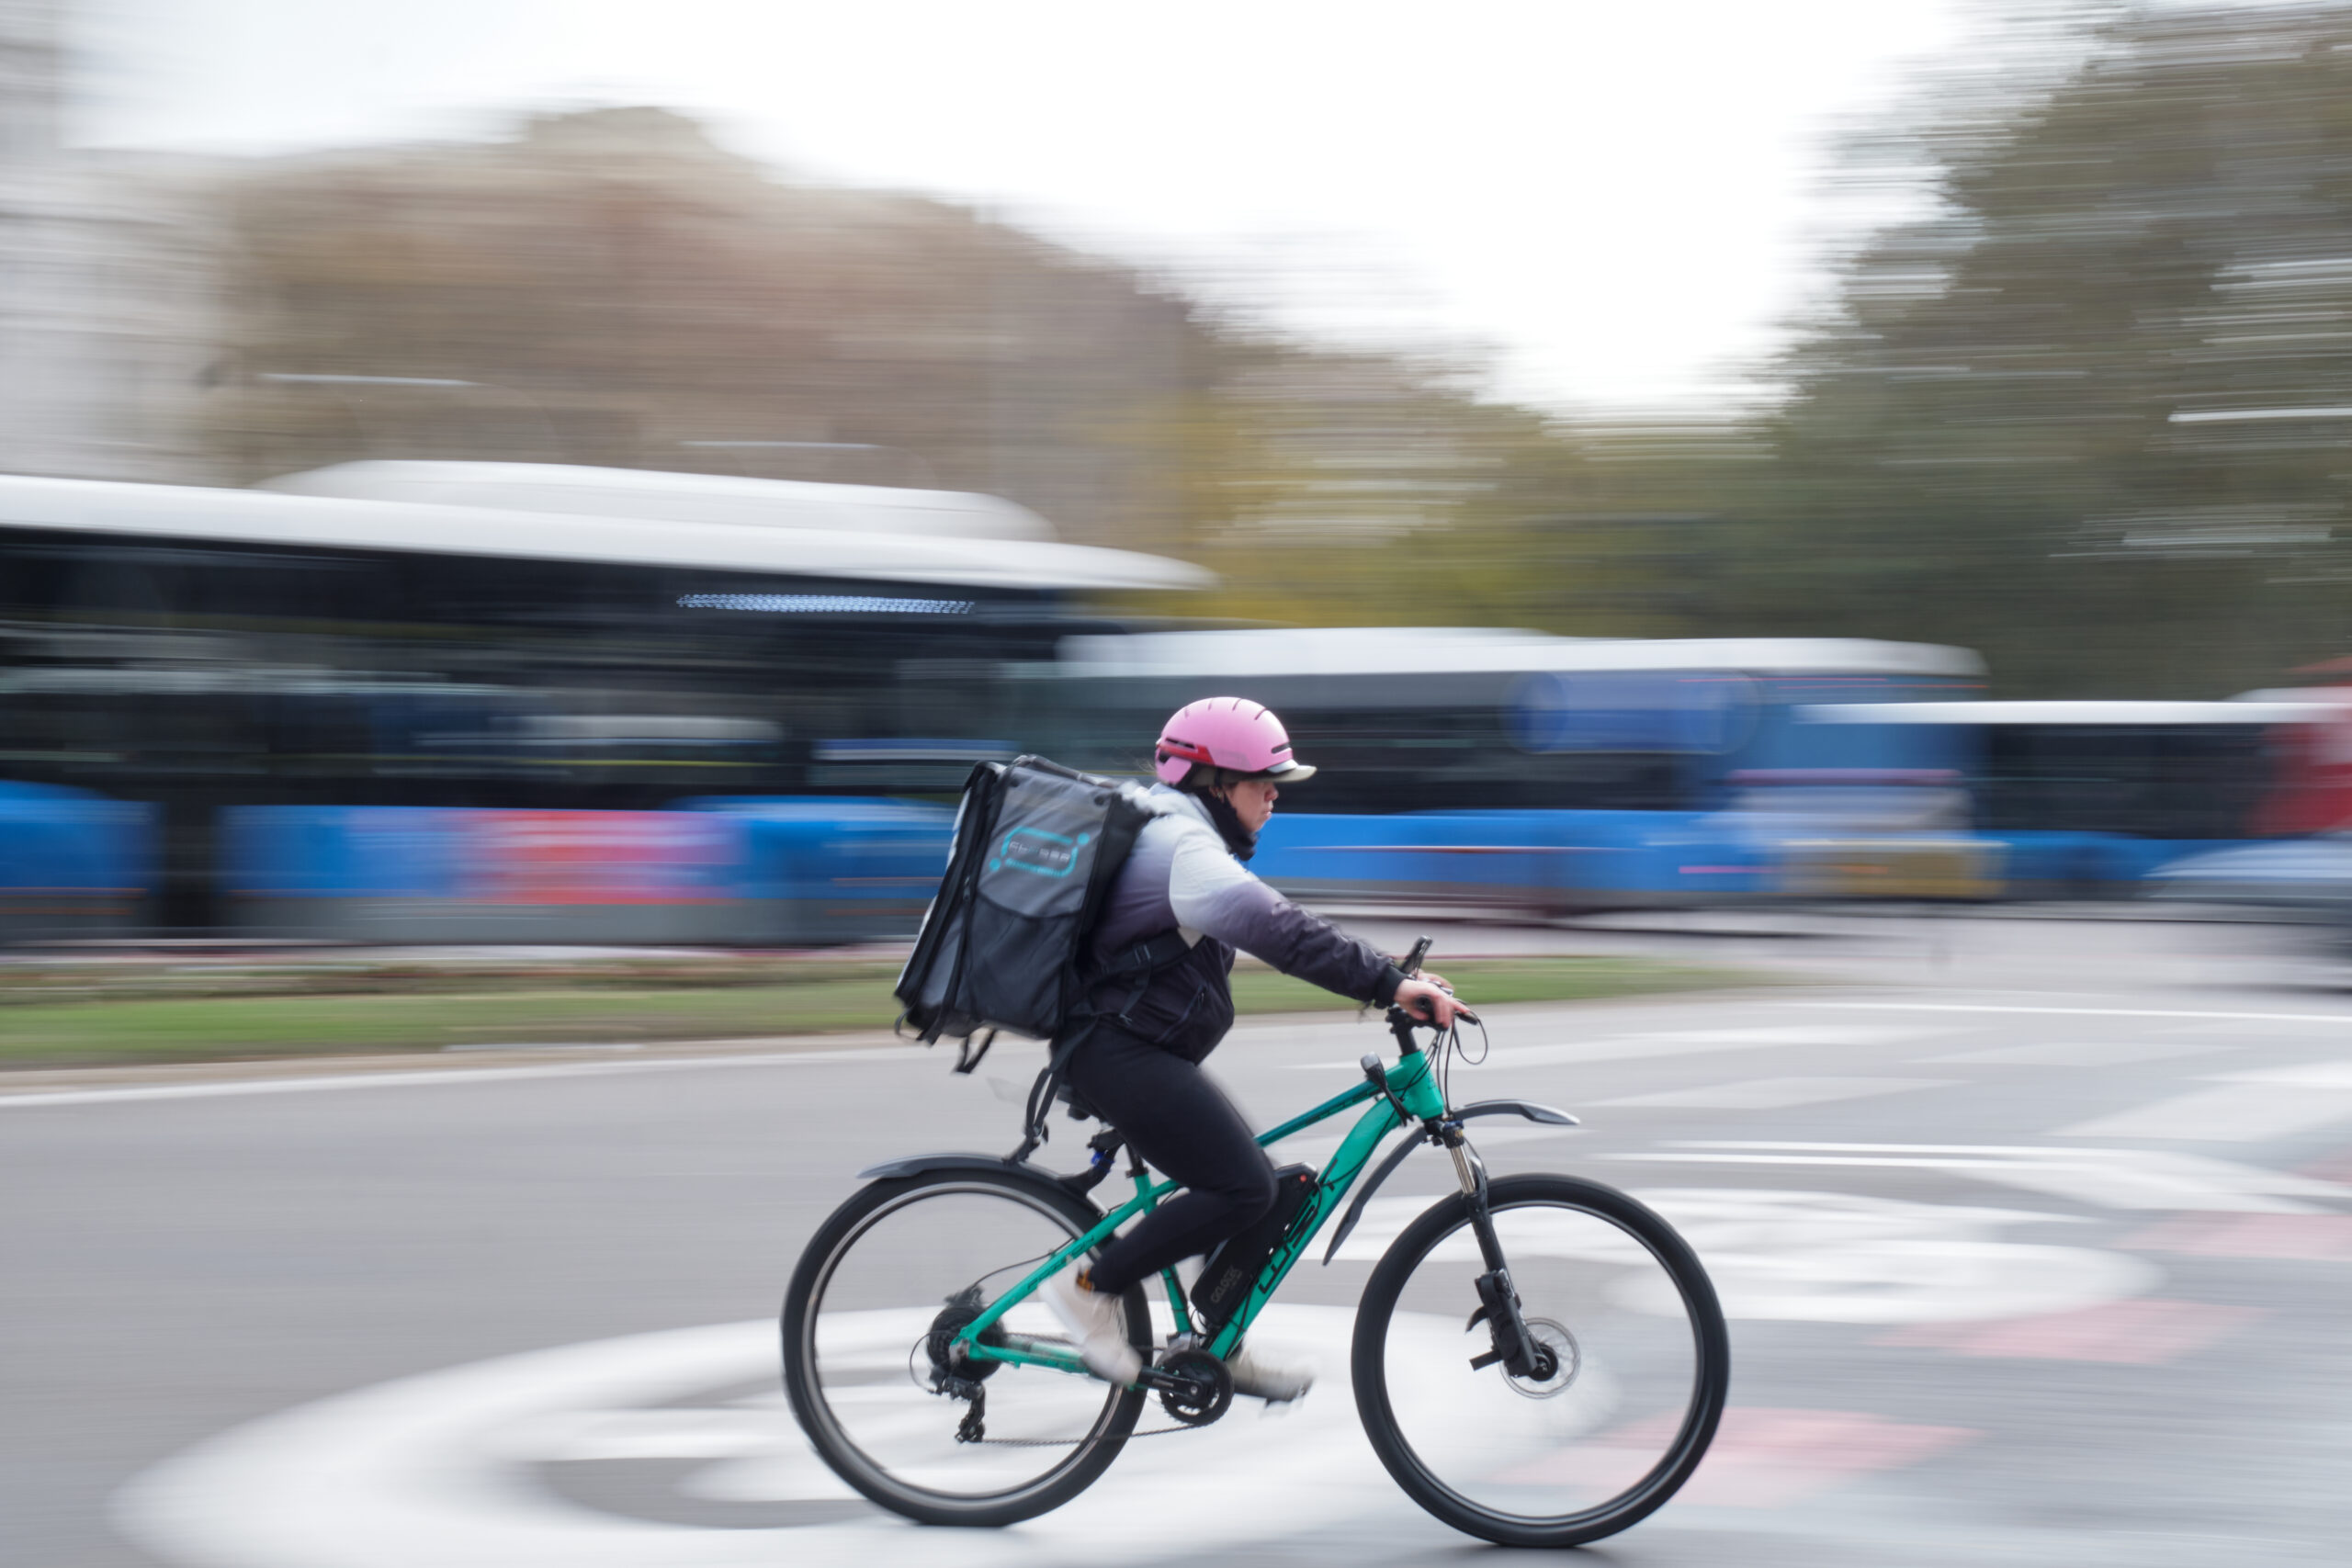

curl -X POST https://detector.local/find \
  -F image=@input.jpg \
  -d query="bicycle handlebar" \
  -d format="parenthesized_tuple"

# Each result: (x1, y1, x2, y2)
(1390, 934, 1477, 1038)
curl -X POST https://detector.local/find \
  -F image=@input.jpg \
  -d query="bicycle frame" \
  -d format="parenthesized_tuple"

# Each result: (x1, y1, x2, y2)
(954, 1045, 1449, 1374)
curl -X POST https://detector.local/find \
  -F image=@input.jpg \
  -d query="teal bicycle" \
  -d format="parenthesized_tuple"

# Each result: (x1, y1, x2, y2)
(781, 945, 1729, 1547)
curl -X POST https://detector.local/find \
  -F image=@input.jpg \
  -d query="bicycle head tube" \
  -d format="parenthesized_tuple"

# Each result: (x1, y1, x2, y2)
(1385, 1048, 1448, 1121)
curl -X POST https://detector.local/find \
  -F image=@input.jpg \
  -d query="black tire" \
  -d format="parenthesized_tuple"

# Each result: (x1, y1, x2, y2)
(781, 1165, 1150, 1527)
(1351, 1173, 1729, 1548)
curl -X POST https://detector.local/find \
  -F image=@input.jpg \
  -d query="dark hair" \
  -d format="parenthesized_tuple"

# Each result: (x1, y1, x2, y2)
(1179, 763, 1243, 795)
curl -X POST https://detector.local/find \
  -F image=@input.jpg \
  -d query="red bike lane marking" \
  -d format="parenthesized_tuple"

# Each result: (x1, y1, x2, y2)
(1501, 1407, 1974, 1508)
(1872, 1298, 2262, 1363)
(2125, 1212, 2352, 1261)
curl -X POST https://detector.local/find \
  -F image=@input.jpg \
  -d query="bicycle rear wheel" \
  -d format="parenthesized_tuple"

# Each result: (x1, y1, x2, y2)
(1351, 1173, 1729, 1547)
(781, 1166, 1149, 1527)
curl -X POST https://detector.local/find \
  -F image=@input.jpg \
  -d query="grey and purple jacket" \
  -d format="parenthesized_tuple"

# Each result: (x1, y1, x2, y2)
(1077, 784, 1407, 1062)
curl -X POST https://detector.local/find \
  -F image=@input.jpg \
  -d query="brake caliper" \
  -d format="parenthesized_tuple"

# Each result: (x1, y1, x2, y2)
(1465, 1268, 1553, 1381)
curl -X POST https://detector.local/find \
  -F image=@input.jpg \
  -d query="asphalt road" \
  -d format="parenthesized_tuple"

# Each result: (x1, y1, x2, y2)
(6, 915, 2351, 1566)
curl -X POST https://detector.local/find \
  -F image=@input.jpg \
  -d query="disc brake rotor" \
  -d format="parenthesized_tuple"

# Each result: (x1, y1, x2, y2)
(1505, 1317, 1581, 1400)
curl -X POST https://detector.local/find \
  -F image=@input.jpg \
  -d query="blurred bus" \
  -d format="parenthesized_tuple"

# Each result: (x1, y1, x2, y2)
(1020, 628, 1986, 914)
(0, 462, 1203, 937)
(1800, 699, 2352, 897)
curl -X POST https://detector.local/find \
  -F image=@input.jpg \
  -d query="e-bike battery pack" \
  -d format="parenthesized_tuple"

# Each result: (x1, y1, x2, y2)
(1190, 1163, 1317, 1332)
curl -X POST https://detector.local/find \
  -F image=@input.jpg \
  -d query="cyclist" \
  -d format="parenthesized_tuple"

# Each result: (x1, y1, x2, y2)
(1042, 696, 1468, 1400)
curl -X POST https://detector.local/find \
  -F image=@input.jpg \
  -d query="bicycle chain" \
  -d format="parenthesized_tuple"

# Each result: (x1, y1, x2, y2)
(970, 1422, 1202, 1447)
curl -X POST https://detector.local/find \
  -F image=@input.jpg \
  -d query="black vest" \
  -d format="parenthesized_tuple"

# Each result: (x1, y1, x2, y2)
(1078, 930, 1238, 1063)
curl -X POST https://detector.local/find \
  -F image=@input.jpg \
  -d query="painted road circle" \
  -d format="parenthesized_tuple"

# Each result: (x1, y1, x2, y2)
(115, 1190, 2161, 1566)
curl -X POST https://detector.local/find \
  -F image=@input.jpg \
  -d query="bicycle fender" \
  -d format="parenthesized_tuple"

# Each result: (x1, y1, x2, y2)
(1321, 1100, 1579, 1266)
(853, 1152, 1079, 1192)
(856, 1152, 1031, 1179)
(1454, 1098, 1579, 1128)
(855, 1151, 1125, 1213)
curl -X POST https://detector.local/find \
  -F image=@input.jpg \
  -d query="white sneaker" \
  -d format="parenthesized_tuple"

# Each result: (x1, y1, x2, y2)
(1226, 1339, 1315, 1403)
(1041, 1269, 1141, 1387)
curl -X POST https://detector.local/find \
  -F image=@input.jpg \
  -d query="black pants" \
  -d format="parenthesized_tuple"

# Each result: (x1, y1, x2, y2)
(1062, 1023, 1276, 1296)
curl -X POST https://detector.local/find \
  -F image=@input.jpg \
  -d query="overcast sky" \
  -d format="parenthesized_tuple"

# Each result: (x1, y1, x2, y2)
(76, 0, 1973, 413)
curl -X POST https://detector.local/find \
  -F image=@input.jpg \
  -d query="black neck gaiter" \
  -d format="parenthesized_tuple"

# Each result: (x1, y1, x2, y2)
(1195, 790, 1259, 862)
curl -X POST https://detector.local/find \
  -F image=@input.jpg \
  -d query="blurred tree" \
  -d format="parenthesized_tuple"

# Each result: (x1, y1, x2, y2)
(194, 105, 1672, 636)
(203, 107, 1207, 549)
(170, 9, 2352, 690)
(1730, 2, 2352, 694)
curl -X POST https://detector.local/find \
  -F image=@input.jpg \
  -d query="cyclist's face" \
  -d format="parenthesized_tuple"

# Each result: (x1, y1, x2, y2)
(1224, 777, 1280, 832)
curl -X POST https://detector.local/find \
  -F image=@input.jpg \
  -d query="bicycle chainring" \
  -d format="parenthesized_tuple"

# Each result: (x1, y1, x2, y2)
(1156, 1348, 1234, 1427)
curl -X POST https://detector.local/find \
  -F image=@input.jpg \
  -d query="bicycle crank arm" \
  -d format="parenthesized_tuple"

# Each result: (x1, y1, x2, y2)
(1132, 1363, 1208, 1395)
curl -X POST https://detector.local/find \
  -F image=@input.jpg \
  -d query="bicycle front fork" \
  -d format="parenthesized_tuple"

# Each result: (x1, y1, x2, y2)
(1445, 1125, 1555, 1382)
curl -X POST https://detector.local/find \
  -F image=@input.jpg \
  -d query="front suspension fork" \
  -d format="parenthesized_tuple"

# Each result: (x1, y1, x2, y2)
(1443, 1125, 1551, 1381)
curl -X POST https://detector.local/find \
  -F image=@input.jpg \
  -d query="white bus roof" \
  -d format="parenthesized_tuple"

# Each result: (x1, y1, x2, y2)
(1804, 700, 2341, 725)
(2233, 686, 2352, 705)
(1056, 627, 1984, 679)
(0, 472, 1210, 592)
(261, 461, 1057, 542)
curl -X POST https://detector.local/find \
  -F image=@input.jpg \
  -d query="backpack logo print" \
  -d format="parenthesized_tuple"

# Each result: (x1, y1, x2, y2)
(993, 828, 1091, 878)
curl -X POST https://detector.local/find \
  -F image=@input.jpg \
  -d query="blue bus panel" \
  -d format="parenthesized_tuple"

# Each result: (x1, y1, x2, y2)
(221, 800, 953, 945)
(0, 782, 154, 939)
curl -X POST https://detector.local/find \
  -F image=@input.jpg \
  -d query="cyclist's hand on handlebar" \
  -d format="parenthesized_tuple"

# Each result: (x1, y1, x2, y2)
(1396, 977, 1472, 1029)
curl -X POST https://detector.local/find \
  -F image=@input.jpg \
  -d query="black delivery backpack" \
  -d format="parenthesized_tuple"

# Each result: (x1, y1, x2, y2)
(895, 757, 1158, 1069)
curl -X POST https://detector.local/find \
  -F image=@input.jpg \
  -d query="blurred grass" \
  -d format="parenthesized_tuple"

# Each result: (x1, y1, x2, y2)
(0, 956, 1758, 1067)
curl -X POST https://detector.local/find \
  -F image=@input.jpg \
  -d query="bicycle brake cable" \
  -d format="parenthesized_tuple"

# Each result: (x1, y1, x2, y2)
(1437, 1011, 1492, 1108)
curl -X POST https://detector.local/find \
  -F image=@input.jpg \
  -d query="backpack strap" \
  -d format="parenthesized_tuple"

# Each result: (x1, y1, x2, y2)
(1093, 928, 1195, 1012)
(1009, 1020, 1095, 1163)
(951, 1029, 998, 1075)
(1006, 927, 1195, 1161)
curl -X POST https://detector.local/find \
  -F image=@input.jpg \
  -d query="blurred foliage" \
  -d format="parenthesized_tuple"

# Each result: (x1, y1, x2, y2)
(1719, 2, 2352, 694)
(206, 107, 1203, 548)
(192, 6, 2352, 693)
(0, 953, 906, 1007)
(196, 105, 1675, 632)
(0, 956, 1753, 1065)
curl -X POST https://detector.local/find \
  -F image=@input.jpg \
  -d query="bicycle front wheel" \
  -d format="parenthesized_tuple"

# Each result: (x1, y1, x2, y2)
(1352, 1173, 1729, 1547)
(781, 1166, 1149, 1527)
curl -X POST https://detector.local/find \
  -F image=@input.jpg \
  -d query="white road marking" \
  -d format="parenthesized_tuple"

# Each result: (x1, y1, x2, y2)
(1602, 1142, 2352, 1213)
(1328, 1188, 2152, 1324)
(116, 1181, 2149, 1568)
(1594, 1077, 1956, 1111)
(113, 1307, 1433, 1568)
(1640, 1189, 2153, 1324)
(0, 1047, 930, 1111)
(1794, 1000, 2352, 1027)
(1920, 1042, 2216, 1067)
(2057, 1060, 2352, 1142)
(1286, 1025, 1936, 1072)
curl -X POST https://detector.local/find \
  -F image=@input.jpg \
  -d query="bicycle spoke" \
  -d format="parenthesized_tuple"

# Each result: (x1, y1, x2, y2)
(1353, 1176, 1728, 1547)
(785, 1172, 1148, 1522)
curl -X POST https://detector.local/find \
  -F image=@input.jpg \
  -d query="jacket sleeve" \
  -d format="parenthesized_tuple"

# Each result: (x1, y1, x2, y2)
(1167, 829, 1406, 1006)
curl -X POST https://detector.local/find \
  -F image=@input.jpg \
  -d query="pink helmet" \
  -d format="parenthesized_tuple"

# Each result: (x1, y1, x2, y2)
(1154, 697, 1317, 786)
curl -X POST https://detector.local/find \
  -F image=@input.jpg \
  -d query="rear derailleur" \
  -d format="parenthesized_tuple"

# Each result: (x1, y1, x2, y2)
(922, 1285, 1002, 1443)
